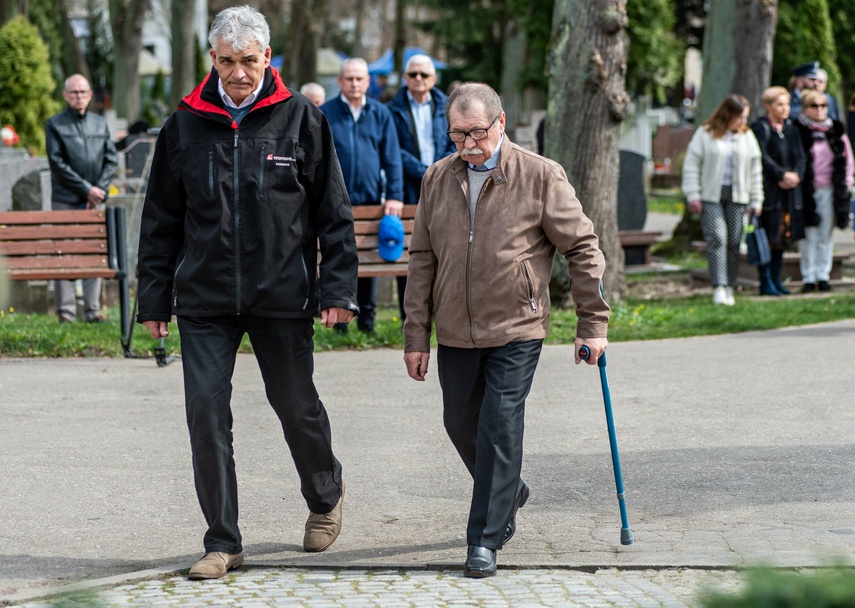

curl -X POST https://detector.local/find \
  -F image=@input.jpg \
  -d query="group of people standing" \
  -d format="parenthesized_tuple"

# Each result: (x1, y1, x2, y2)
(682, 61, 854, 304)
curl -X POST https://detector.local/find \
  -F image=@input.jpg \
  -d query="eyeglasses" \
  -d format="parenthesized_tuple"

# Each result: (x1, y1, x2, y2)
(808, 103, 828, 109)
(406, 71, 433, 79)
(66, 90, 91, 96)
(447, 115, 500, 142)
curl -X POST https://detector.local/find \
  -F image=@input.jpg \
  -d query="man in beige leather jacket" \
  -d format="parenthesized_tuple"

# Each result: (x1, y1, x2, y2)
(403, 82, 610, 578)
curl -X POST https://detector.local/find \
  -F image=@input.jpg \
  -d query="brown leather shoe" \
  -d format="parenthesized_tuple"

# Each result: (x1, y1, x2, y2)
(187, 551, 244, 580)
(303, 485, 345, 552)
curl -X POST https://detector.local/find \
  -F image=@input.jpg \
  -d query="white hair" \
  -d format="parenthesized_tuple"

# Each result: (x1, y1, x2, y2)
(339, 58, 369, 76)
(208, 5, 270, 52)
(405, 54, 435, 74)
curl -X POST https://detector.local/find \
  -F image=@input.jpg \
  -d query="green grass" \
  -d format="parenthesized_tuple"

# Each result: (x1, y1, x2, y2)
(2, 285, 853, 357)
(647, 196, 685, 216)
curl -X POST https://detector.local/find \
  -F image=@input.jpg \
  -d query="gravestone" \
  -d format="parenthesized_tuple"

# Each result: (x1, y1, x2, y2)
(618, 150, 647, 231)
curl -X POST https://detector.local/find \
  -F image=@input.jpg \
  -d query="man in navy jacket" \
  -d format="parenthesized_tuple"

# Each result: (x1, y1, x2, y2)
(321, 58, 404, 333)
(386, 54, 456, 321)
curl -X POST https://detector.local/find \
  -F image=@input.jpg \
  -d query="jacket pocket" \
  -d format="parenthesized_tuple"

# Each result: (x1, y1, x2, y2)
(521, 260, 537, 313)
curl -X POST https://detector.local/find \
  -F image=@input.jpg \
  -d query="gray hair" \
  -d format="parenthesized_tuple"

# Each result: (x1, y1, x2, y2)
(64, 74, 90, 92)
(208, 5, 270, 52)
(300, 82, 325, 97)
(446, 82, 502, 118)
(816, 68, 828, 82)
(405, 54, 435, 74)
(339, 57, 369, 77)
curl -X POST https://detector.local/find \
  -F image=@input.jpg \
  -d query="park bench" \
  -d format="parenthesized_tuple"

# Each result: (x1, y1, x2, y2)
(620, 230, 663, 266)
(352, 205, 416, 278)
(0, 207, 132, 356)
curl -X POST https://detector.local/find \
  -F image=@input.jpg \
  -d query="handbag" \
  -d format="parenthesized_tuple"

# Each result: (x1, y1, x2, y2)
(745, 215, 771, 266)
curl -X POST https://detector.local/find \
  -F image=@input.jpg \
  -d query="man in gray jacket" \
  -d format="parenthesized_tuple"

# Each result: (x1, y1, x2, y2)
(403, 83, 610, 578)
(45, 74, 117, 323)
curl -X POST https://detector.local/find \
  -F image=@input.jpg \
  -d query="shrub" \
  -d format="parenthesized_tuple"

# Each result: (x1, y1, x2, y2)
(699, 566, 855, 608)
(0, 16, 61, 154)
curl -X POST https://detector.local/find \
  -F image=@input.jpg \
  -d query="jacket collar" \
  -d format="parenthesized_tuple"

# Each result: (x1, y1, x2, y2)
(179, 66, 292, 126)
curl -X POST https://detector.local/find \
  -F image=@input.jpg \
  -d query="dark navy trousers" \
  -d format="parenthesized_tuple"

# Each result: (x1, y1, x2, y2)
(437, 339, 542, 550)
(177, 315, 343, 554)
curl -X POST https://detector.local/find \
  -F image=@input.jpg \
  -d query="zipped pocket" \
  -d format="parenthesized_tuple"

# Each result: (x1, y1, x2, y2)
(521, 261, 537, 312)
(259, 145, 266, 194)
(207, 150, 214, 197)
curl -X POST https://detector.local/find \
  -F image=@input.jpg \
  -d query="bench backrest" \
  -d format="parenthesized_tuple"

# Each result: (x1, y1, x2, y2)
(0, 209, 118, 281)
(352, 205, 417, 278)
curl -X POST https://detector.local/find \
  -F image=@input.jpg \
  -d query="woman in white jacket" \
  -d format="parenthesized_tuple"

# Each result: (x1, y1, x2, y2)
(682, 94, 764, 305)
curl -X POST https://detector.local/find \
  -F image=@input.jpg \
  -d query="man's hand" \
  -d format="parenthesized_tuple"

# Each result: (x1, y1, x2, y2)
(687, 199, 702, 215)
(384, 199, 404, 217)
(574, 337, 608, 365)
(321, 307, 355, 328)
(404, 351, 430, 381)
(86, 186, 107, 208)
(142, 320, 169, 339)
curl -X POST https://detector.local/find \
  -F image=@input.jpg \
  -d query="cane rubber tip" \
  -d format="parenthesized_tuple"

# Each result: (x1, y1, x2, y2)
(621, 528, 635, 545)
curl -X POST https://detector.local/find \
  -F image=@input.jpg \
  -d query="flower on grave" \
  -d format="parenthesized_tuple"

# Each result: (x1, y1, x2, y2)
(1, 125, 20, 147)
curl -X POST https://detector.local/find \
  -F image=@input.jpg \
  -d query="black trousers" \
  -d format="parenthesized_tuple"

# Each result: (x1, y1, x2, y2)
(177, 315, 343, 554)
(356, 277, 377, 331)
(437, 339, 543, 550)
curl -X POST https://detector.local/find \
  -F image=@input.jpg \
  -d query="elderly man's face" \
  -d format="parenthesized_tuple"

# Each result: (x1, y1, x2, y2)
(210, 39, 271, 106)
(447, 102, 505, 167)
(403, 62, 436, 99)
(64, 76, 93, 115)
(338, 63, 369, 105)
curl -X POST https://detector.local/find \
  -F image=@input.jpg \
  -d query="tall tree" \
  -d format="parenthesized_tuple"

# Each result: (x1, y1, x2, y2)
(546, 0, 630, 302)
(109, 0, 149, 120)
(170, 0, 198, 106)
(695, 0, 777, 124)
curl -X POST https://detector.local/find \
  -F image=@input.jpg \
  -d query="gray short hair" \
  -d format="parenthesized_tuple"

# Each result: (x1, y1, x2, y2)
(446, 82, 502, 119)
(405, 54, 435, 74)
(339, 58, 369, 77)
(208, 5, 270, 52)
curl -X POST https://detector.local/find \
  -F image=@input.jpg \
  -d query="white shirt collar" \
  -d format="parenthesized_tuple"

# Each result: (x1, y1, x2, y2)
(218, 78, 265, 109)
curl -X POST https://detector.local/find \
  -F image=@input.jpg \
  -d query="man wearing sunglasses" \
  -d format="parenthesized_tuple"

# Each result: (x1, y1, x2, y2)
(386, 55, 457, 321)
(403, 83, 609, 578)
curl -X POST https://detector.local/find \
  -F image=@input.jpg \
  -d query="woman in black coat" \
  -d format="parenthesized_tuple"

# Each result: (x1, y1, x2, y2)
(750, 86, 807, 295)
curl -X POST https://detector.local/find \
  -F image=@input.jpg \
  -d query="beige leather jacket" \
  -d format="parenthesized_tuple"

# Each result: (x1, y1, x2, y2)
(403, 139, 609, 352)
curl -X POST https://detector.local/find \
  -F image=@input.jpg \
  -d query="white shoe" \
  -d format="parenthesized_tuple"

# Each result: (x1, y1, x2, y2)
(712, 286, 728, 305)
(724, 287, 735, 306)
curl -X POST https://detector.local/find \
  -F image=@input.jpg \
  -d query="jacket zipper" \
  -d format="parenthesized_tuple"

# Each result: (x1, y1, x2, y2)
(259, 145, 266, 193)
(301, 255, 309, 310)
(522, 262, 537, 312)
(233, 129, 242, 314)
(208, 150, 214, 197)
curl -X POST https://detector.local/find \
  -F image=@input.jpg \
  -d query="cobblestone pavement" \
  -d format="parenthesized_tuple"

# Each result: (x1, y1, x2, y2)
(10, 567, 744, 608)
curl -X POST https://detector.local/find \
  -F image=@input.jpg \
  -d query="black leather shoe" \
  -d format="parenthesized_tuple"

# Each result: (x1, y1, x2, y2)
(818, 280, 832, 292)
(464, 545, 497, 578)
(801, 283, 816, 293)
(502, 483, 530, 547)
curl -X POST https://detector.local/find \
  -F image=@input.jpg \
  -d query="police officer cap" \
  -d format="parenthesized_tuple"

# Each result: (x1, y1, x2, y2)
(792, 61, 819, 78)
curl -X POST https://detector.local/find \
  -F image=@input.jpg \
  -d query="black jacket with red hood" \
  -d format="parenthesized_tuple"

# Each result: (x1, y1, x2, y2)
(137, 67, 359, 322)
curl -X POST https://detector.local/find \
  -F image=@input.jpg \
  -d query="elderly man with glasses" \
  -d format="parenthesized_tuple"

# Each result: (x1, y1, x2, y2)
(402, 82, 610, 578)
(386, 54, 456, 322)
(45, 74, 118, 323)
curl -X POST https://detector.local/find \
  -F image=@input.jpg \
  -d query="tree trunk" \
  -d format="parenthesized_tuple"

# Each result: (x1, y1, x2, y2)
(734, 0, 777, 119)
(696, 0, 777, 123)
(110, 0, 149, 121)
(695, 0, 736, 127)
(546, 0, 629, 303)
(170, 0, 198, 106)
(499, 20, 525, 141)
(352, 0, 365, 57)
(60, 0, 89, 80)
(393, 0, 405, 75)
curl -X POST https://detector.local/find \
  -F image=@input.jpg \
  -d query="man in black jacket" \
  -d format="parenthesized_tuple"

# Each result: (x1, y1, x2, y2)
(137, 6, 359, 580)
(45, 74, 117, 323)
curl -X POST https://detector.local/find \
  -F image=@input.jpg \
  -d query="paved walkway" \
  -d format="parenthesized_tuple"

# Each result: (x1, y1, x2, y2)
(3, 320, 855, 606)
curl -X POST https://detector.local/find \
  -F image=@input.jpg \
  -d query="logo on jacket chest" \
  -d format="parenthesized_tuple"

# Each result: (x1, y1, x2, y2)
(266, 154, 296, 167)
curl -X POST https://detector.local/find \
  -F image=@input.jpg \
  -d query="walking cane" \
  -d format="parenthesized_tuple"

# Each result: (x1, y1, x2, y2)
(579, 346, 634, 545)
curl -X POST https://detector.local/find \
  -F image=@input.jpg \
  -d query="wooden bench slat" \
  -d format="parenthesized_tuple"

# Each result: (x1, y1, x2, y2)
(358, 250, 411, 265)
(5, 254, 109, 271)
(353, 219, 415, 236)
(6, 268, 117, 281)
(351, 205, 418, 220)
(0, 225, 108, 240)
(0, 209, 107, 225)
(355, 264, 410, 278)
(0, 240, 108, 256)
(355, 234, 412, 250)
